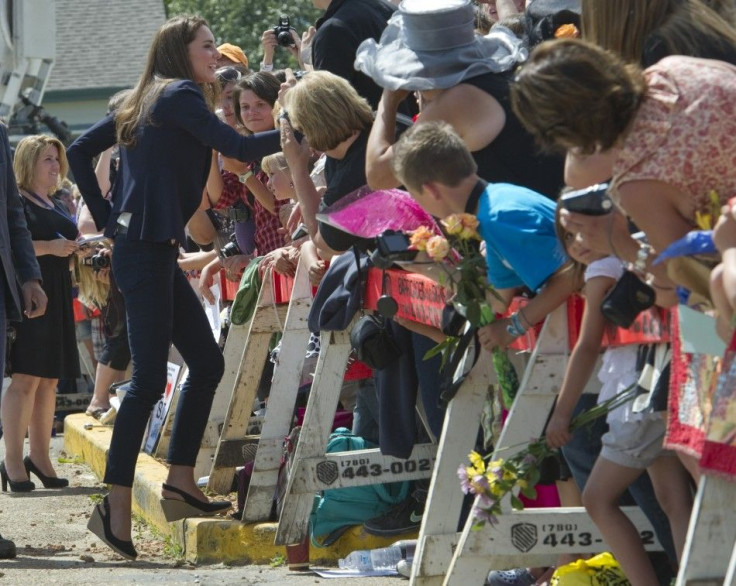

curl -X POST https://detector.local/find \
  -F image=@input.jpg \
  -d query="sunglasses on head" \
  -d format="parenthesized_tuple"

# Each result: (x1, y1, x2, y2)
(216, 67, 241, 86)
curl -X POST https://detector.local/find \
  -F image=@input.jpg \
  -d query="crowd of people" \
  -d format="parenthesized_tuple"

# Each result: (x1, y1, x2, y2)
(0, 0, 734, 584)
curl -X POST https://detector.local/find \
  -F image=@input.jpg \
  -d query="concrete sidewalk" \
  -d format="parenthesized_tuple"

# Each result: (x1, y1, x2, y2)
(64, 413, 414, 565)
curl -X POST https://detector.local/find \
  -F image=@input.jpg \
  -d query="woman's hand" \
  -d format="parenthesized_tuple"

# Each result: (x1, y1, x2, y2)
(307, 257, 327, 286)
(477, 319, 516, 352)
(300, 26, 316, 69)
(278, 68, 298, 105)
(222, 254, 251, 281)
(545, 411, 573, 449)
(49, 238, 79, 257)
(279, 113, 310, 172)
(261, 29, 278, 68)
(262, 247, 297, 277)
(199, 258, 222, 304)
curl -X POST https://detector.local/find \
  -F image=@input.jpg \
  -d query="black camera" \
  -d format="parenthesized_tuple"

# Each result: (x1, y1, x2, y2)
(273, 15, 295, 47)
(600, 270, 656, 328)
(371, 230, 418, 270)
(561, 183, 613, 216)
(82, 254, 110, 270)
(220, 241, 241, 259)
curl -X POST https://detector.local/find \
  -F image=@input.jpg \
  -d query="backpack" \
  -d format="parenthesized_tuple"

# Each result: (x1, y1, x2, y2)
(309, 428, 410, 547)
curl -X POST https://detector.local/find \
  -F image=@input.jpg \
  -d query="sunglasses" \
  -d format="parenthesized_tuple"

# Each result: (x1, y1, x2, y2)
(216, 67, 241, 86)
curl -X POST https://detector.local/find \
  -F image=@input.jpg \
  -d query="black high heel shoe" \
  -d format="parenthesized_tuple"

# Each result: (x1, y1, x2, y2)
(87, 495, 137, 560)
(23, 456, 68, 489)
(159, 483, 231, 522)
(0, 460, 35, 493)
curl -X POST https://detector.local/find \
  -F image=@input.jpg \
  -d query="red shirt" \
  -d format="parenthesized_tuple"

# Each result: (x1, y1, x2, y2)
(212, 169, 285, 255)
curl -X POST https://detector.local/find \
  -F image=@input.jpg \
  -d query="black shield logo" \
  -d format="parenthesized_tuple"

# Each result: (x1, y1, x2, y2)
(510, 523, 537, 553)
(315, 461, 338, 486)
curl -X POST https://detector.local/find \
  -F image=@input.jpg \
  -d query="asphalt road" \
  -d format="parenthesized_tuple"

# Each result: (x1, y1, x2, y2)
(0, 433, 409, 585)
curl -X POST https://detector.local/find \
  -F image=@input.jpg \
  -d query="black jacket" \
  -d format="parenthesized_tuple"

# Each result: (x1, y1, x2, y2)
(67, 80, 280, 245)
(313, 0, 396, 109)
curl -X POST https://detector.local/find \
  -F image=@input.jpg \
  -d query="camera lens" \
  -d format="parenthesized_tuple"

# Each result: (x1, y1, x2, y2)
(220, 242, 241, 258)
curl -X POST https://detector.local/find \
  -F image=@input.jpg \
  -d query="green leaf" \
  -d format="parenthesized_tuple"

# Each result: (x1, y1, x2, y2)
(520, 485, 537, 500)
(510, 495, 525, 510)
(466, 301, 481, 326)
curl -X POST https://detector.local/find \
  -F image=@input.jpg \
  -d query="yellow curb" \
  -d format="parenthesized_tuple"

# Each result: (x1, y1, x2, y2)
(64, 413, 417, 564)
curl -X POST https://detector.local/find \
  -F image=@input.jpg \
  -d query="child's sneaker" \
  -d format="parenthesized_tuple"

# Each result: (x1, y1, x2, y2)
(486, 568, 536, 586)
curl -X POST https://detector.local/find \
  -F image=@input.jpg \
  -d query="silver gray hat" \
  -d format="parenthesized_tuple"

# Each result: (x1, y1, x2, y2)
(354, 0, 527, 92)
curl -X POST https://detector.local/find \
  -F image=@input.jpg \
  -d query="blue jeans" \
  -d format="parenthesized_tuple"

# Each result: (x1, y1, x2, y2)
(103, 238, 224, 487)
(561, 394, 677, 564)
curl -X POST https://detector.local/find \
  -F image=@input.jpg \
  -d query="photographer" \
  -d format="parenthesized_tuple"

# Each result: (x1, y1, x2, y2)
(260, 17, 304, 72)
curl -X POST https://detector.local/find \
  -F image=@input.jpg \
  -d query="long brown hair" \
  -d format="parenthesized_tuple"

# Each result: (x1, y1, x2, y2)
(582, 0, 736, 64)
(115, 15, 218, 147)
(510, 39, 646, 155)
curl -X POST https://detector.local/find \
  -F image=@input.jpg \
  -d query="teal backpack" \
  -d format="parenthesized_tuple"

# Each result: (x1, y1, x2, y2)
(309, 428, 410, 547)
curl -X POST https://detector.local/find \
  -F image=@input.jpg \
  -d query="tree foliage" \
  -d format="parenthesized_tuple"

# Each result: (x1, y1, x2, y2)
(164, 0, 321, 70)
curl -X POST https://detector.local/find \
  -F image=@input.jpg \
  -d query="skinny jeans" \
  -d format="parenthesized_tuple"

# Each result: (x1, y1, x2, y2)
(103, 237, 224, 487)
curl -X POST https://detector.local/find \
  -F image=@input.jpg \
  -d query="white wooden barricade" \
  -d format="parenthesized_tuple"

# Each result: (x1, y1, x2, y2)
(411, 304, 661, 586)
(675, 474, 736, 586)
(206, 269, 289, 494)
(274, 317, 438, 545)
(241, 259, 312, 522)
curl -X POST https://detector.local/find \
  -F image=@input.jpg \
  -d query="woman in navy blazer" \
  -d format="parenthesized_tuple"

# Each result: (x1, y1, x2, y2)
(67, 16, 280, 560)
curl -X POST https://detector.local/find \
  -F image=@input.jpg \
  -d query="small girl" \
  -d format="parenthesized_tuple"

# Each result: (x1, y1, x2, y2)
(546, 208, 692, 586)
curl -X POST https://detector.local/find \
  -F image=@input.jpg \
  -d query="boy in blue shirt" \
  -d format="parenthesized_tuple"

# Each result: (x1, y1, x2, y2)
(391, 120, 579, 351)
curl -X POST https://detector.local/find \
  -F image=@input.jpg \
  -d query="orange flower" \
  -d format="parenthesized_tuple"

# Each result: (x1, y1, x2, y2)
(426, 235, 450, 261)
(409, 226, 434, 251)
(554, 23, 580, 39)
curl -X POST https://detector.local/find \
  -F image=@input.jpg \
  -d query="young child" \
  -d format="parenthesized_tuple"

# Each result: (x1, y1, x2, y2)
(391, 120, 578, 353)
(546, 206, 692, 586)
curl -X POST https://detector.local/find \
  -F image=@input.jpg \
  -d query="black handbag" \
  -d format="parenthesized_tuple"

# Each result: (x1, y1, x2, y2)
(600, 270, 655, 329)
(350, 313, 402, 370)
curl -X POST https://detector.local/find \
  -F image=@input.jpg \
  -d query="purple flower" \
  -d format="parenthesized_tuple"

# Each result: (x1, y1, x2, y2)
(458, 464, 472, 494)
(472, 474, 490, 493)
(522, 453, 538, 467)
(477, 493, 496, 509)
(472, 505, 498, 526)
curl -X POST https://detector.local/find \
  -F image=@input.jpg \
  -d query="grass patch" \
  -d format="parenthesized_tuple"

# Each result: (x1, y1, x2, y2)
(89, 493, 105, 505)
(57, 454, 84, 465)
(270, 553, 286, 568)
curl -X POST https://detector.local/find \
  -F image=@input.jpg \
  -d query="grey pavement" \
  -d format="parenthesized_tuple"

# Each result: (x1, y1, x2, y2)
(0, 432, 408, 585)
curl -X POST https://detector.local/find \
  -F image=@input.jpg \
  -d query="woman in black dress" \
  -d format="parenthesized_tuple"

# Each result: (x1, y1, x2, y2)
(0, 135, 79, 492)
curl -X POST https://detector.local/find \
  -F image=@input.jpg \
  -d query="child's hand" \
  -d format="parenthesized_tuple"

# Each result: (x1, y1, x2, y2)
(545, 411, 573, 449)
(477, 319, 516, 351)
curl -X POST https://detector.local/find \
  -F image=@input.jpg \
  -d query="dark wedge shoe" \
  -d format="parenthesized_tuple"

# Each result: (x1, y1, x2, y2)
(159, 483, 231, 522)
(23, 457, 69, 489)
(87, 496, 137, 561)
(0, 460, 35, 493)
(0, 534, 16, 559)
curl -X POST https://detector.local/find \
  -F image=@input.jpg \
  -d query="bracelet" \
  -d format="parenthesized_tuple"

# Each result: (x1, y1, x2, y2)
(634, 241, 654, 273)
(238, 170, 254, 184)
(260, 62, 273, 72)
(506, 312, 527, 338)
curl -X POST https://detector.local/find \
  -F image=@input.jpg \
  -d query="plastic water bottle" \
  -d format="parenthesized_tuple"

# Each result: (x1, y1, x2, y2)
(338, 549, 372, 571)
(370, 540, 417, 570)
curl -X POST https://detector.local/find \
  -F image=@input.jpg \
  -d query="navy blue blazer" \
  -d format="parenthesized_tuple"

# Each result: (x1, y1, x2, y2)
(0, 124, 42, 322)
(67, 80, 280, 245)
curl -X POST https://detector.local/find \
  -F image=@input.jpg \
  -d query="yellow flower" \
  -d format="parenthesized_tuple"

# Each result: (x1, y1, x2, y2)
(517, 479, 529, 490)
(442, 214, 464, 236)
(468, 451, 485, 474)
(459, 226, 481, 241)
(409, 226, 434, 251)
(426, 235, 450, 261)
